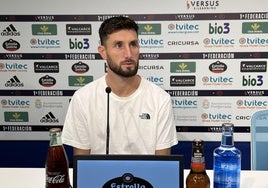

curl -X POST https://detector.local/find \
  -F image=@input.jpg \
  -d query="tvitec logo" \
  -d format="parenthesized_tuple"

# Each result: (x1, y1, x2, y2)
(239, 37, 268, 47)
(201, 112, 231, 123)
(139, 37, 164, 49)
(1, 99, 30, 109)
(147, 76, 164, 86)
(0, 62, 28, 72)
(168, 22, 199, 34)
(236, 99, 267, 109)
(30, 38, 60, 49)
(202, 76, 233, 86)
(172, 99, 197, 109)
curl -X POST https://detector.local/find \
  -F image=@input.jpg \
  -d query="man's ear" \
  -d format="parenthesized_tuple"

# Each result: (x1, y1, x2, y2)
(98, 45, 107, 60)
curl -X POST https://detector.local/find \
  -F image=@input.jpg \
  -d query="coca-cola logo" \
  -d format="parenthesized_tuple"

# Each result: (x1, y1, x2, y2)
(46, 174, 65, 184)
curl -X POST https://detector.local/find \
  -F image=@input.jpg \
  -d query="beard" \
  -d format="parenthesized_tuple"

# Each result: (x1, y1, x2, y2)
(107, 55, 139, 77)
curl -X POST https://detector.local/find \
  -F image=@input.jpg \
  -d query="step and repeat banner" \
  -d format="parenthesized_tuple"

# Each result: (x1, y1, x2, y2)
(0, 0, 268, 140)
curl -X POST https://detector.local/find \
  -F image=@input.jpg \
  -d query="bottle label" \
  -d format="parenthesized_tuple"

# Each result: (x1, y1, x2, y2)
(46, 173, 66, 184)
(214, 159, 241, 187)
(192, 150, 205, 164)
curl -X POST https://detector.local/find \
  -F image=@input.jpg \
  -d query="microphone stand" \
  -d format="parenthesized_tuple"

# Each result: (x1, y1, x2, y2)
(105, 87, 111, 155)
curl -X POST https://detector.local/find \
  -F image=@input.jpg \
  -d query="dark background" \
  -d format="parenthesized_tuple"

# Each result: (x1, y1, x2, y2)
(0, 141, 250, 170)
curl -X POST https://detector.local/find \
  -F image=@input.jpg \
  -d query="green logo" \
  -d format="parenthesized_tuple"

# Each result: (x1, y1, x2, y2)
(68, 76, 93, 86)
(4, 111, 29, 122)
(138, 24, 161, 35)
(32, 24, 57, 35)
(242, 22, 268, 34)
(170, 62, 196, 73)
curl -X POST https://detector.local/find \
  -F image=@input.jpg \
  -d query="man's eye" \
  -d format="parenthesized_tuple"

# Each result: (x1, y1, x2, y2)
(131, 42, 139, 48)
(115, 43, 122, 48)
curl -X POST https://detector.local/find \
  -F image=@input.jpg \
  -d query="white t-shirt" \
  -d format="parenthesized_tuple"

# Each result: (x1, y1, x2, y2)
(62, 75, 178, 154)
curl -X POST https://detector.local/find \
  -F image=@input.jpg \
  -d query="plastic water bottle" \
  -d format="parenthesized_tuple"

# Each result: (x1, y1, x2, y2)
(213, 123, 241, 188)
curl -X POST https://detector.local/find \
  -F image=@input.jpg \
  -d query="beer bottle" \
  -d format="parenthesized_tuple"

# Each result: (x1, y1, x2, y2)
(45, 128, 72, 188)
(186, 139, 210, 188)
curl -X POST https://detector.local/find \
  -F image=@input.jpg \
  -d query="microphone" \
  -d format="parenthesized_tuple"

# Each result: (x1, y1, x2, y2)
(105, 87, 111, 155)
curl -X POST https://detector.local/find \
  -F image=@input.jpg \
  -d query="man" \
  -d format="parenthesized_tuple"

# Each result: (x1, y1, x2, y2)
(62, 16, 178, 155)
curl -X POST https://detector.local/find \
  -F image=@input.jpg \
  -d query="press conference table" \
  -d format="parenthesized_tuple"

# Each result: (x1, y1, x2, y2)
(0, 168, 268, 188)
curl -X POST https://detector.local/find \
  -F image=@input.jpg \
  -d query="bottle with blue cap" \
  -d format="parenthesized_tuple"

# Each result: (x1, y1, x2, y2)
(213, 123, 241, 188)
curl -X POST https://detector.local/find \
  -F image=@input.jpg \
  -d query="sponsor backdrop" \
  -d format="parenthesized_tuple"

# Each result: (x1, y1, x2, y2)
(0, 0, 267, 168)
(1, 0, 268, 142)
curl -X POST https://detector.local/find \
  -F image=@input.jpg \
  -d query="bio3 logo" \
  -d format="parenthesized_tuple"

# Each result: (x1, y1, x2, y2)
(69, 38, 89, 49)
(209, 23, 230, 34)
(242, 75, 263, 86)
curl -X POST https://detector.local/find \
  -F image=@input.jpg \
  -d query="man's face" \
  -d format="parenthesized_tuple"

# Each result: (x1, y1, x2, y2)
(101, 29, 140, 77)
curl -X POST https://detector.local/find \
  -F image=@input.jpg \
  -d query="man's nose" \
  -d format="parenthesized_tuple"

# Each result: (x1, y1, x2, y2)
(123, 46, 132, 58)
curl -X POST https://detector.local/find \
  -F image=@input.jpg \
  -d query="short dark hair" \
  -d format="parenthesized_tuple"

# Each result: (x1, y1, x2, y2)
(99, 16, 139, 45)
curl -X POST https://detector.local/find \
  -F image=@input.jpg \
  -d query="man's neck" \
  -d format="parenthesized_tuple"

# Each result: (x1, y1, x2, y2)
(105, 74, 141, 97)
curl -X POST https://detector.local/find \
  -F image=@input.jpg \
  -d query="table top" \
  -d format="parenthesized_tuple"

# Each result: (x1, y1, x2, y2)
(0, 168, 268, 188)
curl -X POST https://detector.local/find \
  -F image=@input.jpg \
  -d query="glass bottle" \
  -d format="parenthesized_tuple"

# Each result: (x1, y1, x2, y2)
(45, 128, 72, 188)
(186, 139, 210, 188)
(213, 123, 241, 188)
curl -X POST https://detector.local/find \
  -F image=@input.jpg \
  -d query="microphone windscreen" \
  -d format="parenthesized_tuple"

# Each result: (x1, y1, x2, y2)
(105, 87, 112, 94)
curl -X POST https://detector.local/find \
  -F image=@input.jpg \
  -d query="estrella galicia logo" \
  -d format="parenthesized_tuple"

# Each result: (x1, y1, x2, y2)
(72, 61, 89, 74)
(209, 61, 227, 73)
(2, 39, 20, 51)
(102, 173, 153, 188)
(39, 75, 56, 87)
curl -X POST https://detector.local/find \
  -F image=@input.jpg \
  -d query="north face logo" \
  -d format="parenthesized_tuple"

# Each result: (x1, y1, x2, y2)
(139, 113, 150, 120)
